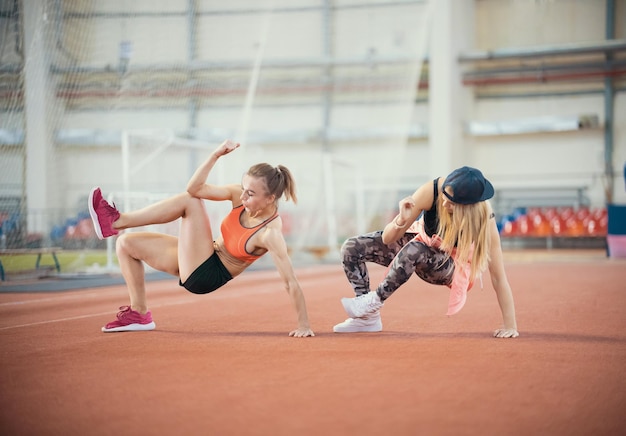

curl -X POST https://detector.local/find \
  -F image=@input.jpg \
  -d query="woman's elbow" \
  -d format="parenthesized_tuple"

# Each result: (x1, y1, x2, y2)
(186, 184, 200, 197)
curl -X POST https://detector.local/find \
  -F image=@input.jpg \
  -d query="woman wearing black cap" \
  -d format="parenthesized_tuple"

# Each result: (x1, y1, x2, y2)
(334, 166, 519, 338)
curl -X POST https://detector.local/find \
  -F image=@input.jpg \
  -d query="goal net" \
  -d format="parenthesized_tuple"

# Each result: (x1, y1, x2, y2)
(0, 0, 434, 271)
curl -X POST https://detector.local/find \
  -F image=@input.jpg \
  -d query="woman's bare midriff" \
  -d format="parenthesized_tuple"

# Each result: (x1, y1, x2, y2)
(213, 240, 250, 277)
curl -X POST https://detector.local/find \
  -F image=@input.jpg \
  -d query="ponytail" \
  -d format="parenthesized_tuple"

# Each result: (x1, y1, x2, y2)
(247, 163, 298, 204)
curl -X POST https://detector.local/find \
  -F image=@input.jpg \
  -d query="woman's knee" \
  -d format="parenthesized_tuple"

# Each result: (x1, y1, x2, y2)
(390, 241, 427, 269)
(407, 239, 431, 255)
(173, 191, 199, 209)
(340, 236, 358, 257)
(402, 242, 454, 285)
(115, 233, 150, 258)
(341, 232, 382, 255)
(181, 194, 207, 218)
(182, 192, 202, 206)
(115, 233, 134, 256)
(341, 236, 369, 266)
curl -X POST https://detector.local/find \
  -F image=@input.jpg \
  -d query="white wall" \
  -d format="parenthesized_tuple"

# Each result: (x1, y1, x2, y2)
(470, 95, 608, 206)
(469, 0, 625, 207)
(475, 0, 608, 46)
(3, 0, 625, 243)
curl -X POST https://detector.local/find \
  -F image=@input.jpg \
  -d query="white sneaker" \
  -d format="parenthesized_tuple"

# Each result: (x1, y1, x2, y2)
(333, 312, 382, 333)
(341, 292, 383, 319)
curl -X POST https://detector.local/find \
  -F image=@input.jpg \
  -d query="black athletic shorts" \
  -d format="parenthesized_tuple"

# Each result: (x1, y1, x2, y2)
(179, 252, 233, 294)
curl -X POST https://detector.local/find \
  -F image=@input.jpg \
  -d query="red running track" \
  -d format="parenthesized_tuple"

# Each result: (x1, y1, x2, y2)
(0, 251, 625, 436)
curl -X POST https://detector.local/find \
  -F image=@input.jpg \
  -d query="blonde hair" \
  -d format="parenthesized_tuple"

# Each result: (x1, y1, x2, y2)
(247, 163, 297, 204)
(436, 195, 492, 280)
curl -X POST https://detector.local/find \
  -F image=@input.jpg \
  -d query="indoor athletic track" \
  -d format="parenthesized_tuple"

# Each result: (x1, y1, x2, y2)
(1, 251, 624, 436)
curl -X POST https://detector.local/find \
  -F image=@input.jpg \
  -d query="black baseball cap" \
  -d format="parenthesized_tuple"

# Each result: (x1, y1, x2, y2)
(442, 166, 494, 205)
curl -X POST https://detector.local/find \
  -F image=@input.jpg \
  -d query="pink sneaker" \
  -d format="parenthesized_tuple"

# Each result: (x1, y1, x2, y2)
(88, 187, 120, 239)
(102, 306, 156, 332)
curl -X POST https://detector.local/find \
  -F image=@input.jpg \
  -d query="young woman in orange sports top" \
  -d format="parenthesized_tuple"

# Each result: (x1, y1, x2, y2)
(88, 139, 314, 337)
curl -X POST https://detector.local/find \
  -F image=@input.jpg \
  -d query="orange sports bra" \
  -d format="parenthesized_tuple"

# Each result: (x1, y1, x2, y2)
(220, 205, 279, 264)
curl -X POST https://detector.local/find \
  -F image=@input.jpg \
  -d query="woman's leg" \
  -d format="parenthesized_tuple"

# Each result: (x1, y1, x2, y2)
(116, 232, 179, 314)
(115, 193, 215, 312)
(113, 192, 198, 230)
(175, 195, 215, 282)
(375, 240, 454, 301)
(341, 230, 415, 296)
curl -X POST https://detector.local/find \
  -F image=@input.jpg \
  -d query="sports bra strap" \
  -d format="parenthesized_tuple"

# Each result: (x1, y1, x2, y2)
(432, 177, 440, 210)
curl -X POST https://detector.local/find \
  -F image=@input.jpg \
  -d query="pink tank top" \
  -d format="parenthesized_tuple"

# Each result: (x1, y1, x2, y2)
(412, 219, 474, 316)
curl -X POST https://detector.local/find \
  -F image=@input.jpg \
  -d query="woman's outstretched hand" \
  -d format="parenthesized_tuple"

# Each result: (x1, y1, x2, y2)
(216, 139, 240, 157)
(493, 328, 519, 338)
(289, 327, 315, 338)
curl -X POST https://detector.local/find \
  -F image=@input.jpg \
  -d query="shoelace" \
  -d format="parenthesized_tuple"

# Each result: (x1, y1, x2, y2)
(354, 293, 381, 312)
(101, 199, 119, 217)
(116, 306, 132, 320)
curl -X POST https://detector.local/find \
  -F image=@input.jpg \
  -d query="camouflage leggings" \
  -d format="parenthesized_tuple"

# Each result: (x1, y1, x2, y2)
(341, 230, 455, 301)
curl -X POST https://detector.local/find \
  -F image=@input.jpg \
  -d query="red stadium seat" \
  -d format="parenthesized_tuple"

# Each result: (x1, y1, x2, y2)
(516, 215, 531, 236)
(501, 218, 518, 237)
(550, 215, 566, 236)
(533, 213, 551, 237)
(565, 216, 585, 237)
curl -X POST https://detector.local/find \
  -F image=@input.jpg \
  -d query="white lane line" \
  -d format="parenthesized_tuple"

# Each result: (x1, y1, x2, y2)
(0, 311, 118, 330)
(0, 298, 191, 331)
(0, 265, 336, 330)
(0, 287, 279, 331)
(0, 292, 123, 307)
(0, 265, 336, 307)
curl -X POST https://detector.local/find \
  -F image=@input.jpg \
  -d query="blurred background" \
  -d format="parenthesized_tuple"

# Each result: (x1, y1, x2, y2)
(1, 0, 625, 276)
